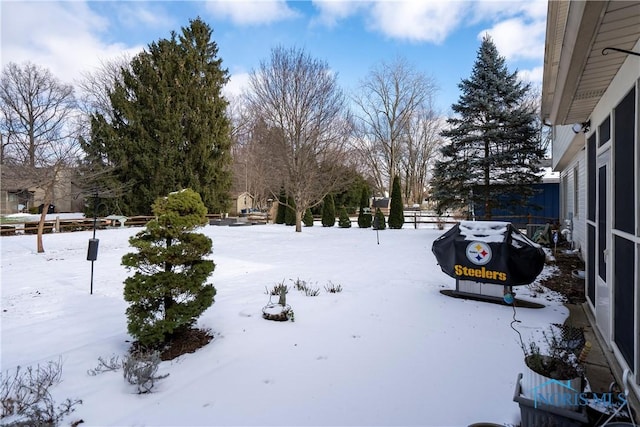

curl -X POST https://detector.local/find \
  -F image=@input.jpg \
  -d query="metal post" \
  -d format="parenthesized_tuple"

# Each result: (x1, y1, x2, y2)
(90, 191, 97, 294)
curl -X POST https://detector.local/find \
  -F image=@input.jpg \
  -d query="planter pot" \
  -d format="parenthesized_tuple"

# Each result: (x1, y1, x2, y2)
(521, 356, 583, 410)
(262, 303, 292, 321)
(514, 373, 589, 427)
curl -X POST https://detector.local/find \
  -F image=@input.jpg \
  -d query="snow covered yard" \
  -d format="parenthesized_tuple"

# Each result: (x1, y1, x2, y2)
(0, 219, 568, 426)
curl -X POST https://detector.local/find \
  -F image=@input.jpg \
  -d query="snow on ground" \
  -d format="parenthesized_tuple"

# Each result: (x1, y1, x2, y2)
(0, 217, 568, 426)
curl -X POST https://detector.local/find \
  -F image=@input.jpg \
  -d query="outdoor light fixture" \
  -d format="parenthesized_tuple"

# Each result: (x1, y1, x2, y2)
(571, 120, 590, 134)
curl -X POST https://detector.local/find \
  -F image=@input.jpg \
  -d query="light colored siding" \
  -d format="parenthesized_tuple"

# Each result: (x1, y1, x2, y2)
(559, 154, 587, 255)
(552, 125, 580, 170)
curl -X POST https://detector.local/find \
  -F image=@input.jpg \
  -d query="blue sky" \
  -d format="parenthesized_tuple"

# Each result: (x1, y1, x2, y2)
(1, 0, 547, 113)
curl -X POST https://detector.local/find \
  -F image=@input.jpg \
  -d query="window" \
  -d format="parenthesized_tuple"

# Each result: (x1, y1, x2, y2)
(598, 115, 611, 147)
(614, 87, 635, 234)
(587, 134, 596, 222)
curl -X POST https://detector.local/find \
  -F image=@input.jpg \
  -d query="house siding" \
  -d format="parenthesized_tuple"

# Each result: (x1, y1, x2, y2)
(544, 0, 640, 403)
(550, 36, 640, 399)
(559, 155, 587, 254)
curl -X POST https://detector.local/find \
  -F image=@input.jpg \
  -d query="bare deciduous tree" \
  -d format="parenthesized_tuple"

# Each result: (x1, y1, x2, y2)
(227, 95, 272, 210)
(76, 54, 130, 133)
(352, 56, 439, 198)
(0, 61, 81, 252)
(400, 104, 445, 206)
(245, 46, 352, 232)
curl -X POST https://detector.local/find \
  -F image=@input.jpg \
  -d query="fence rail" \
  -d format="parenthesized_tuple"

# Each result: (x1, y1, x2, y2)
(399, 212, 557, 230)
(0, 211, 556, 236)
(0, 214, 224, 236)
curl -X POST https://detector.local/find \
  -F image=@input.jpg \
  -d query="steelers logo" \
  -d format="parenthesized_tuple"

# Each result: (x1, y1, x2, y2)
(466, 241, 492, 265)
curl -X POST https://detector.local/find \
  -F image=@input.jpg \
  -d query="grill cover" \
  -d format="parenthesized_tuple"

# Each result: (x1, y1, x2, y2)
(432, 221, 545, 286)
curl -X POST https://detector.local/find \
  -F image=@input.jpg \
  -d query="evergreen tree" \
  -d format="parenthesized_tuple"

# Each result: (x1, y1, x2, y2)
(373, 208, 386, 230)
(122, 189, 215, 348)
(285, 195, 296, 226)
(357, 186, 372, 228)
(430, 35, 545, 218)
(275, 188, 286, 224)
(321, 194, 336, 227)
(303, 208, 314, 227)
(84, 18, 232, 215)
(333, 171, 369, 214)
(338, 206, 352, 228)
(388, 175, 404, 229)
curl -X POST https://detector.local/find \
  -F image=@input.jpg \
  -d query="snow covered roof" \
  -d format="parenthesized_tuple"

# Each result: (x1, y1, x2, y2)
(541, 167, 560, 184)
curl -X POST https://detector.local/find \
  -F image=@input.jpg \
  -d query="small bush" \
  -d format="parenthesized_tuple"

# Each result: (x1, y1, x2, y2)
(358, 210, 372, 228)
(373, 208, 386, 230)
(265, 282, 289, 296)
(321, 195, 336, 227)
(304, 286, 320, 297)
(122, 350, 168, 394)
(338, 207, 352, 228)
(87, 355, 122, 376)
(324, 281, 343, 293)
(284, 196, 296, 226)
(290, 278, 307, 291)
(290, 278, 319, 296)
(0, 359, 82, 426)
(303, 209, 314, 227)
(357, 187, 372, 228)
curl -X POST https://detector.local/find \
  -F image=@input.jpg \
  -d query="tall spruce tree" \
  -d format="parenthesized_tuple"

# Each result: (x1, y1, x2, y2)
(431, 35, 544, 218)
(84, 18, 232, 215)
(388, 175, 404, 229)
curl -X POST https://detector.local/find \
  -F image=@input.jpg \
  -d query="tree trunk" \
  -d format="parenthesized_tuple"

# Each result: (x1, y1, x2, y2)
(36, 204, 49, 253)
(484, 140, 492, 219)
(295, 209, 302, 232)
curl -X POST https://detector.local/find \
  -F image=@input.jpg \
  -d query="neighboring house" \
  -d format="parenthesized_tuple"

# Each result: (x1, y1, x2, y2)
(541, 0, 640, 401)
(230, 191, 254, 216)
(0, 166, 84, 214)
(472, 162, 560, 229)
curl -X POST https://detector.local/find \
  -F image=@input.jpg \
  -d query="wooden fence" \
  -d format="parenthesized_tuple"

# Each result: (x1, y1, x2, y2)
(0, 214, 224, 236)
(0, 211, 555, 236)
(398, 211, 557, 230)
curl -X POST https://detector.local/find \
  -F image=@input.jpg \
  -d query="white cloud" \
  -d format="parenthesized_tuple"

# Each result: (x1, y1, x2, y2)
(480, 17, 546, 61)
(310, 0, 366, 27)
(1, 1, 142, 85)
(223, 71, 251, 98)
(470, 0, 547, 63)
(366, 1, 467, 43)
(517, 66, 543, 86)
(204, 0, 299, 26)
(469, 0, 546, 23)
(112, 3, 176, 30)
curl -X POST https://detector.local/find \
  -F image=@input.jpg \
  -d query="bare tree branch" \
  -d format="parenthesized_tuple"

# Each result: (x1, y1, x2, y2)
(244, 46, 352, 232)
(1, 61, 80, 252)
(351, 56, 439, 199)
